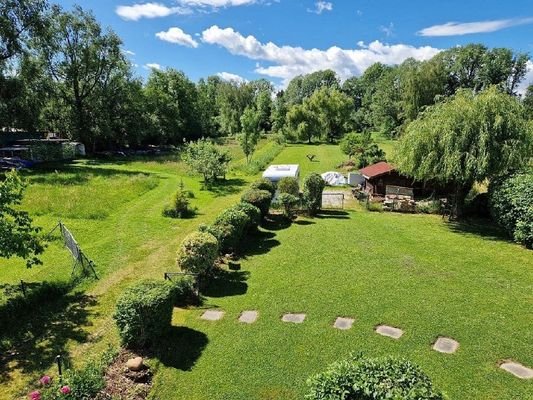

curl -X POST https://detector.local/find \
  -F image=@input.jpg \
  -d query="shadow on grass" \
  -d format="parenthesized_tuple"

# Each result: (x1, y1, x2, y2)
(293, 219, 315, 226)
(261, 214, 292, 231)
(315, 210, 350, 220)
(447, 218, 513, 244)
(202, 270, 250, 298)
(203, 178, 248, 198)
(240, 230, 281, 258)
(154, 326, 208, 371)
(0, 281, 95, 381)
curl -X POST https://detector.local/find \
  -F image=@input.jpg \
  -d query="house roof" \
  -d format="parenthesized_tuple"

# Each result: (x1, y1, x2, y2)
(359, 161, 395, 179)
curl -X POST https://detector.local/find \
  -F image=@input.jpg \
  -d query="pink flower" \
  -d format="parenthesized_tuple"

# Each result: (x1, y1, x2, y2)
(60, 385, 71, 394)
(39, 375, 51, 385)
(28, 391, 41, 400)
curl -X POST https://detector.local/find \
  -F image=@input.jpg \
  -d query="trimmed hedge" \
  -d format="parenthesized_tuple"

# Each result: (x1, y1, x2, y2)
(303, 173, 325, 216)
(241, 189, 272, 217)
(232, 202, 262, 230)
(250, 178, 276, 196)
(306, 353, 444, 400)
(113, 280, 176, 348)
(176, 231, 219, 275)
(214, 208, 250, 237)
(489, 169, 533, 248)
(206, 222, 238, 253)
(277, 176, 300, 197)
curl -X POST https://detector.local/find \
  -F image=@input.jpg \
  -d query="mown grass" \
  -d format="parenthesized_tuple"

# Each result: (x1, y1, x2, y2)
(150, 212, 533, 400)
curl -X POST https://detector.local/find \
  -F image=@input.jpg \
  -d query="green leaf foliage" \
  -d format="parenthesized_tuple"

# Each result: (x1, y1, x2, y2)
(250, 177, 276, 196)
(277, 177, 300, 197)
(303, 173, 326, 216)
(231, 202, 262, 230)
(183, 138, 231, 183)
(241, 189, 272, 217)
(113, 280, 176, 348)
(306, 353, 444, 400)
(176, 231, 219, 275)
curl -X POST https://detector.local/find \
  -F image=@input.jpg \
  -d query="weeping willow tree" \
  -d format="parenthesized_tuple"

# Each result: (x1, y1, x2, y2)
(395, 86, 533, 217)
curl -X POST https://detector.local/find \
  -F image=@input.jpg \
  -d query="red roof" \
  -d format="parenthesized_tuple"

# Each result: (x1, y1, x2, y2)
(359, 161, 395, 179)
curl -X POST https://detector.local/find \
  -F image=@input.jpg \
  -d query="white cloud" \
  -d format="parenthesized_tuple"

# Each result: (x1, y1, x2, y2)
(418, 17, 533, 37)
(380, 22, 394, 37)
(217, 71, 248, 83)
(116, 2, 190, 21)
(201, 25, 441, 85)
(156, 27, 199, 48)
(517, 60, 533, 96)
(123, 49, 136, 56)
(144, 63, 162, 70)
(178, 0, 256, 6)
(308, 1, 333, 14)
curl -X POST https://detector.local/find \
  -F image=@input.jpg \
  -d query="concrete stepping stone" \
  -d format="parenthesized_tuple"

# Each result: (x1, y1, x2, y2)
(333, 317, 355, 330)
(432, 337, 459, 354)
(282, 313, 306, 324)
(239, 310, 258, 324)
(375, 325, 403, 339)
(200, 310, 225, 321)
(500, 361, 533, 379)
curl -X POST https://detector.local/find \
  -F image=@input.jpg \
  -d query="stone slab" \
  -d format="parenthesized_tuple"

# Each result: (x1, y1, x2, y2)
(282, 313, 306, 324)
(334, 317, 355, 330)
(433, 337, 459, 354)
(239, 310, 258, 324)
(375, 325, 403, 339)
(500, 362, 533, 379)
(200, 310, 225, 321)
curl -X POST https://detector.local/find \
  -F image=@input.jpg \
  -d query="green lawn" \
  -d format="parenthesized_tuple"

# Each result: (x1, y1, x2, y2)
(1, 141, 531, 399)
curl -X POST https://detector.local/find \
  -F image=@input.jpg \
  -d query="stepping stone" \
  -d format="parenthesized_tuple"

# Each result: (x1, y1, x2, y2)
(432, 337, 459, 354)
(200, 310, 225, 321)
(500, 361, 533, 379)
(375, 325, 403, 339)
(239, 310, 258, 324)
(333, 317, 355, 330)
(282, 313, 306, 324)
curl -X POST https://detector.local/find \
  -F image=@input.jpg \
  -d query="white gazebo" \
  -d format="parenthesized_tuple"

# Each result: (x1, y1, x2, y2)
(262, 164, 300, 182)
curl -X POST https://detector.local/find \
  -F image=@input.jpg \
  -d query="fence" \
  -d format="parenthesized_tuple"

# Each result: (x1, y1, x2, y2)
(321, 192, 345, 209)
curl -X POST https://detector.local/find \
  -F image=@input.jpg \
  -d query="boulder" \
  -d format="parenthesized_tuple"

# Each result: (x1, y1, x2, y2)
(126, 357, 144, 371)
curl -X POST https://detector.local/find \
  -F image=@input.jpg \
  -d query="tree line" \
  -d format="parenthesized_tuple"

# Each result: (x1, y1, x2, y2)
(2, 0, 533, 154)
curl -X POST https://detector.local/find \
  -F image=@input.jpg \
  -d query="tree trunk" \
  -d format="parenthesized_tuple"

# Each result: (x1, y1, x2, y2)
(452, 182, 471, 219)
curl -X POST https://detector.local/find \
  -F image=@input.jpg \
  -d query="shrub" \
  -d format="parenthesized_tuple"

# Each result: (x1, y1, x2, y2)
(172, 275, 198, 306)
(232, 202, 262, 230)
(215, 208, 250, 237)
(415, 200, 441, 214)
(306, 353, 444, 400)
(113, 280, 176, 348)
(163, 184, 195, 218)
(206, 223, 238, 253)
(489, 169, 533, 248)
(303, 173, 326, 216)
(241, 189, 272, 217)
(366, 201, 383, 212)
(176, 231, 219, 275)
(277, 176, 299, 196)
(273, 193, 300, 218)
(250, 177, 276, 197)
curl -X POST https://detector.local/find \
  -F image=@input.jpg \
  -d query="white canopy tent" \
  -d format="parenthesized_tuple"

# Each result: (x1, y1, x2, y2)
(321, 171, 347, 186)
(263, 164, 300, 182)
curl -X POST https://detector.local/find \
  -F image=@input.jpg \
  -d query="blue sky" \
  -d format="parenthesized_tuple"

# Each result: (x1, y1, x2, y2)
(53, 0, 533, 90)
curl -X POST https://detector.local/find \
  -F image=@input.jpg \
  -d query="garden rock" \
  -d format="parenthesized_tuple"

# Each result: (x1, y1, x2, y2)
(126, 357, 144, 371)
(375, 325, 403, 339)
(282, 313, 306, 323)
(201, 310, 225, 321)
(239, 311, 258, 324)
(432, 337, 459, 354)
(500, 361, 533, 379)
(333, 317, 355, 330)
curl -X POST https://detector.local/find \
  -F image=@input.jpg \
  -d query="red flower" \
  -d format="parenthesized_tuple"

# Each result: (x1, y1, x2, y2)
(28, 391, 41, 400)
(39, 375, 52, 386)
(60, 385, 71, 394)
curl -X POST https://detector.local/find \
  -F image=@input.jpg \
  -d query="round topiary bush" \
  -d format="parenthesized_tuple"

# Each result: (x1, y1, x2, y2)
(250, 178, 276, 197)
(232, 202, 262, 230)
(306, 353, 444, 400)
(303, 173, 326, 216)
(176, 231, 219, 275)
(113, 279, 176, 348)
(215, 208, 250, 237)
(241, 189, 272, 217)
(489, 169, 533, 248)
(207, 222, 239, 253)
(277, 176, 300, 197)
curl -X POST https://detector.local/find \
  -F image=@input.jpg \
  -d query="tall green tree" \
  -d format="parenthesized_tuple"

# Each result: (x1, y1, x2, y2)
(36, 5, 125, 150)
(0, 170, 45, 268)
(239, 106, 261, 163)
(307, 87, 353, 141)
(396, 86, 533, 217)
(183, 139, 231, 183)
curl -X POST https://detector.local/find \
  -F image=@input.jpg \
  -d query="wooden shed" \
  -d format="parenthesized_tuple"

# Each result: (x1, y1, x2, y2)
(360, 162, 414, 196)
